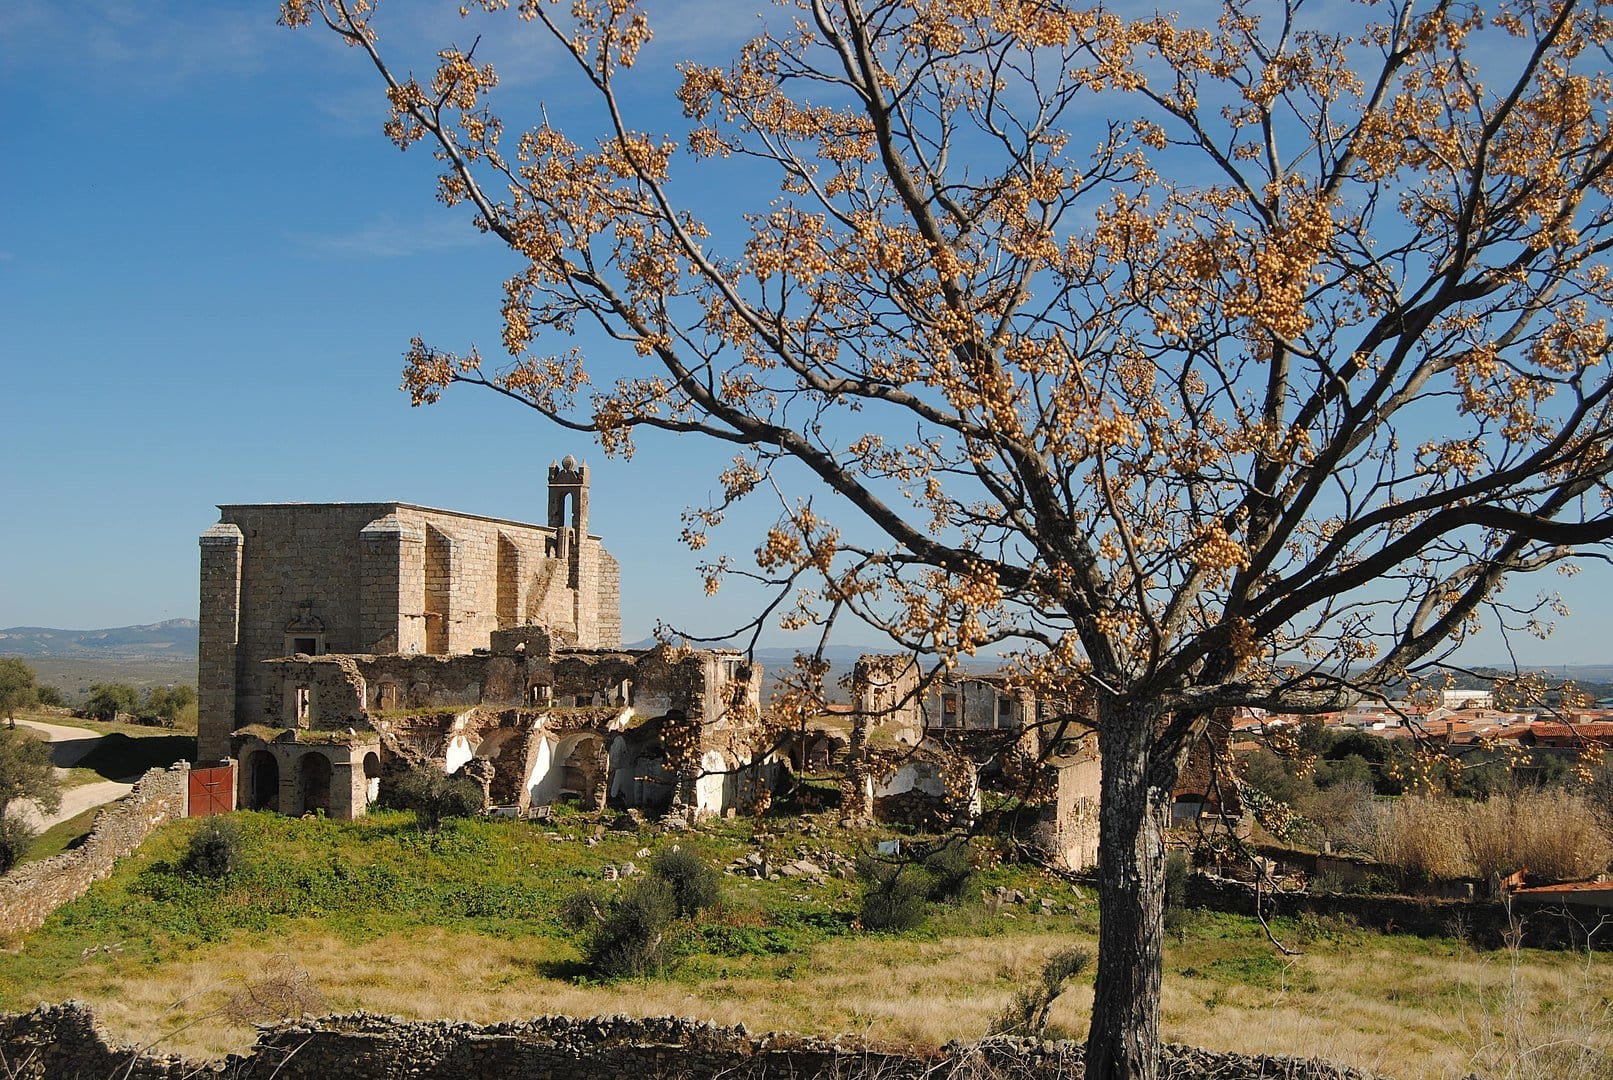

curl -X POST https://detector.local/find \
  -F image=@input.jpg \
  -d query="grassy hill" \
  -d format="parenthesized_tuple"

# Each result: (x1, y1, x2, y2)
(1, 808, 1606, 1077)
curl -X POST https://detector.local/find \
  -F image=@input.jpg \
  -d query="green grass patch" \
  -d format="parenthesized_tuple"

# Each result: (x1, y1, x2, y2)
(20, 803, 106, 864)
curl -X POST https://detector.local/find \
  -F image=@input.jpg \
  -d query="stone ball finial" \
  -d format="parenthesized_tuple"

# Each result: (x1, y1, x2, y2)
(561, 454, 579, 472)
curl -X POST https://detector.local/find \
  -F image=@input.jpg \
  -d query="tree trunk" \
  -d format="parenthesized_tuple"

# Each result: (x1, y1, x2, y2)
(1085, 699, 1173, 1080)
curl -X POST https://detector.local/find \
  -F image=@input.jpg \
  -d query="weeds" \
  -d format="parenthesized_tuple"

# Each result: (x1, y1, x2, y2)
(1371, 791, 1613, 884)
(221, 956, 325, 1026)
(989, 946, 1092, 1038)
(1464, 902, 1613, 1080)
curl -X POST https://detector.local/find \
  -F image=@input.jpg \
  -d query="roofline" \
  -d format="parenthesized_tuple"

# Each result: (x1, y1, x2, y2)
(214, 501, 603, 540)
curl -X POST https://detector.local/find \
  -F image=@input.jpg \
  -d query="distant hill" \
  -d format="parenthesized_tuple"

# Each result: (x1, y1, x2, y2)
(0, 619, 199, 659)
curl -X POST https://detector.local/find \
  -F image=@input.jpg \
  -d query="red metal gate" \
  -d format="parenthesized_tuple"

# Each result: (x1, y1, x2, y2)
(188, 765, 235, 817)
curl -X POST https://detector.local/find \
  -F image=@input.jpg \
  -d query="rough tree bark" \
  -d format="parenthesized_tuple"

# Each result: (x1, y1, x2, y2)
(1089, 700, 1174, 1080)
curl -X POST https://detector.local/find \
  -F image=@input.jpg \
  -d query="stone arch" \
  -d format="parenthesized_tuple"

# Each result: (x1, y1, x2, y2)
(244, 748, 279, 811)
(535, 731, 606, 809)
(362, 751, 382, 804)
(473, 728, 519, 761)
(297, 752, 333, 815)
(620, 739, 675, 812)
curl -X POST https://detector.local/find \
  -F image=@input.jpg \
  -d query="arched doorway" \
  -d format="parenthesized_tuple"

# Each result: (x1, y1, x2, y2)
(298, 752, 333, 814)
(362, 751, 382, 805)
(625, 740, 675, 812)
(246, 749, 279, 810)
(558, 733, 605, 809)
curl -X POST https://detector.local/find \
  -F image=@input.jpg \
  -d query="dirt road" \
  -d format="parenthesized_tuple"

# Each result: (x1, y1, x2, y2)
(13, 719, 139, 832)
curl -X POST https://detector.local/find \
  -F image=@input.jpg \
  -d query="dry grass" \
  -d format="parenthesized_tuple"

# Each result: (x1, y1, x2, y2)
(1462, 791, 1613, 882)
(25, 920, 1610, 1080)
(1371, 797, 1475, 880)
(1372, 792, 1613, 883)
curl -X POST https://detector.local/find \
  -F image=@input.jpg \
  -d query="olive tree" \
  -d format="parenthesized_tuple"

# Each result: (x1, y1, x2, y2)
(0, 659, 37, 730)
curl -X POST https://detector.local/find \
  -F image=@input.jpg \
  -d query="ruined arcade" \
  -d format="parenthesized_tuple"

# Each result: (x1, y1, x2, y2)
(198, 459, 775, 820)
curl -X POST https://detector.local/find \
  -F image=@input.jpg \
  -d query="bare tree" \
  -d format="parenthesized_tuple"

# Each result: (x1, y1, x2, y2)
(283, 1, 1613, 1076)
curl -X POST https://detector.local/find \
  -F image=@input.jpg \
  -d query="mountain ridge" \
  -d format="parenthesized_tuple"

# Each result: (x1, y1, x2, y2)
(0, 619, 199, 659)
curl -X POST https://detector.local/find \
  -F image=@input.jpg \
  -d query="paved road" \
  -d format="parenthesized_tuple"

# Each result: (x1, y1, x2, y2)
(12, 719, 139, 832)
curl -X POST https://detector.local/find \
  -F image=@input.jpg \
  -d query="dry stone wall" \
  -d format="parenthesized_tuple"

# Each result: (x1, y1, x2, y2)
(1185, 874, 1606, 951)
(0, 766, 186, 939)
(0, 1004, 1389, 1080)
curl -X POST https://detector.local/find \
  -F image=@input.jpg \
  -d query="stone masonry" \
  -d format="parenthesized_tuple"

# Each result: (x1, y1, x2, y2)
(199, 458, 620, 762)
(0, 1003, 1391, 1080)
(0, 766, 187, 939)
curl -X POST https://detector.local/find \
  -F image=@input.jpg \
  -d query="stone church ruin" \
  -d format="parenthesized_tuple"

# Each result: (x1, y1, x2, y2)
(199, 458, 779, 821)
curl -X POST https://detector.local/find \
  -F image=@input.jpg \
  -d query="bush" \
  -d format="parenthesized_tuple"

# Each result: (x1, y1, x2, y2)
(857, 858, 931, 931)
(1298, 778, 1377, 852)
(990, 945, 1093, 1038)
(381, 766, 484, 830)
(222, 955, 325, 1024)
(181, 818, 242, 879)
(1163, 849, 1193, 937)
(920, 838, 974, 902)
(649, 847, 720, 918)
(562, 879, 676, 977)
(0, 816, 36, 874)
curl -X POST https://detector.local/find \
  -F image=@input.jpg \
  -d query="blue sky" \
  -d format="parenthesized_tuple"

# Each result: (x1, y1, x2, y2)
(0, 0, 773, 644)
(0, 1, 1608, 668)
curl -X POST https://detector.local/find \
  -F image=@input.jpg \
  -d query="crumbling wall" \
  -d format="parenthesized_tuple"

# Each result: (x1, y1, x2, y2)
(261, 655, 367, 730)
(0, 766, 187, 939)
(1036, 750, 1102, 871)
(0, 1003, 1391, 1080)
(1175, 707, 1240, 816)
(851, 654, 923, 743)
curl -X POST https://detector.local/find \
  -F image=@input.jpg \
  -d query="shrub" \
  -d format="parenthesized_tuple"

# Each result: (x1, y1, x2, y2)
(857, 858, 931, 931)
(990, 945, 1093, 1038)
(650, 846, 720, 918)
(920, 838, 974, 902)
(382, 766, 484, 830)
(1163, 849, 1195, 938)
(222, 955, 325, 1025)
(563, 879, 676, 977)
(1299, 778, 1377, 852)
(0, 816, 35, 874)
(181, 818, 242, 879)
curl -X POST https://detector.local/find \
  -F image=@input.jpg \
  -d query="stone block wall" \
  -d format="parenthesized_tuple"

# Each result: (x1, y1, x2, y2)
(200, 501, 622, 757)
(0, 1004, 1391, 1080)
(198, 523, 244, 761)
(0, 766, 186, 940)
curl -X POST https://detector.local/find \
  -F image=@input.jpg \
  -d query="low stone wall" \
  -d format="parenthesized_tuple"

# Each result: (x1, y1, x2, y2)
(0, 765, 187, 939)
(0, 1003, 1386, 1080)
(1186, 874, 1605, 950)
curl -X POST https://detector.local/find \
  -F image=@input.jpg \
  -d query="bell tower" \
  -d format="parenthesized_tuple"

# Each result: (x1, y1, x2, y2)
(547, 455, 589, 588)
